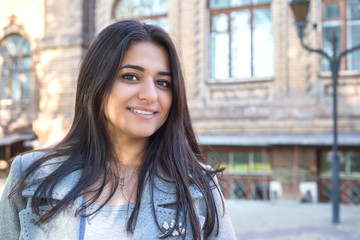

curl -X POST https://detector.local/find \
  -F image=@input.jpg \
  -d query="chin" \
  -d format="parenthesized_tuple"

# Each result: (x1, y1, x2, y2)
(132, 129, 158, 139)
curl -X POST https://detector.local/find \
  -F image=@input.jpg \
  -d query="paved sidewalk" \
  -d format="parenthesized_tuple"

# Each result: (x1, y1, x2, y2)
(226, 199, 360, 240)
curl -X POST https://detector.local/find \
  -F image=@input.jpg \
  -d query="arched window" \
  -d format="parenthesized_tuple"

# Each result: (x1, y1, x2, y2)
(0, 34, 31, 101)
(113, 0, 168, 31)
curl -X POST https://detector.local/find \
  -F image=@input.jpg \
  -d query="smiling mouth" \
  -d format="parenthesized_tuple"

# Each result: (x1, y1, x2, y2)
(129, 108, 156, 115)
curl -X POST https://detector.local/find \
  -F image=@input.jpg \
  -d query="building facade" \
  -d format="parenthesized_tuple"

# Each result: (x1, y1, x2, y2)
(0, 0, 359, 203)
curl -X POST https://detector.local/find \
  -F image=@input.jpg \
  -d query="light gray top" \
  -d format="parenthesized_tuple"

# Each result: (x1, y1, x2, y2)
(79, 202, 134, 240)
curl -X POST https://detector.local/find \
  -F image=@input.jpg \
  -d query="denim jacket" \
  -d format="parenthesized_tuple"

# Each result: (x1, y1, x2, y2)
(0, 152, 236, 240)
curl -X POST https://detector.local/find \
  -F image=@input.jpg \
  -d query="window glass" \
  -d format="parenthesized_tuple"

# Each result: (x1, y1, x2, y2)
(115, 0, 168, 31)
(231, 0, 251, 7)
(232, 152, 248, 171)
(142, 18, 169, 31)
(321, 152, 331, 174)
(347, 0, 360, 19)
(252, 152, 271, 171)
(12, 61, 21, 101)
(346, 0, 360, 71)
(1, 60, 10, 99)
(346, 0, 360, 70)
(211, 14, 230, 79)
(324, 3, 341, 19)
(0, 35, 31, 101)
(321, 152, 346, 174)
(152, 0, 168, 15)
(231, 11, 251, 78)
(253, 8, 273, 77)
(348, 153, 360, 173)
(209, 152, 228, 169)
(322, 24, 342, 71)
(210, 0, 230, 9)
(347, 23, 360, 70)
(252, 153, 262, 171)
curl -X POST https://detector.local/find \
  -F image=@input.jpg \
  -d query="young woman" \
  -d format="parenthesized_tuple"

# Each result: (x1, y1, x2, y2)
(0, 20, 236, 240)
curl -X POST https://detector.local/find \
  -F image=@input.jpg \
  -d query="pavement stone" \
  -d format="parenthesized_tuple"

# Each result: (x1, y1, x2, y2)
(225, 199, 360, 240)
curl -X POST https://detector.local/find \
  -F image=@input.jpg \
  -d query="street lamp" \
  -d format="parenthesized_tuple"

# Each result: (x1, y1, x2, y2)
(290, 0, 360, 224)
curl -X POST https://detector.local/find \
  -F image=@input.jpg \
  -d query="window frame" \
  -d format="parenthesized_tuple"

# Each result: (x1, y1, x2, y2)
(208, 0, 273, 82)
(321, 0, 360, 71)
(320, 150, 360, 177)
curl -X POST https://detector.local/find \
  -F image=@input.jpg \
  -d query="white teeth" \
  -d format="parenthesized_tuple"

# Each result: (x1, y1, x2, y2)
(130, 108, 155, 115)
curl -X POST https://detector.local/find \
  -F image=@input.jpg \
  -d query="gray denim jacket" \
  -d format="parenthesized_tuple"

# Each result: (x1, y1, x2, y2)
(0, 152, 236, 240)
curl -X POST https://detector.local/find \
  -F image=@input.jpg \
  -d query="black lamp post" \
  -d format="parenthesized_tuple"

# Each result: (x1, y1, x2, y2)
(290, 0, 360, 224)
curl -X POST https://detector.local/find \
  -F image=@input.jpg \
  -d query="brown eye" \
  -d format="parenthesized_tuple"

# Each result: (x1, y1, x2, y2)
(122, 74, 139, 81)
(157, 80, 170, 88)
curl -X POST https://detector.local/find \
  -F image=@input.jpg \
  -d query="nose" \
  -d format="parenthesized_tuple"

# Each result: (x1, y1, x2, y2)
(138, 78, 158, 103)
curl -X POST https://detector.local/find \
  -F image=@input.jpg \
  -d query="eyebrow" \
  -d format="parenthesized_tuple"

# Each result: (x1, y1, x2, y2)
(120, 64, 172, 77)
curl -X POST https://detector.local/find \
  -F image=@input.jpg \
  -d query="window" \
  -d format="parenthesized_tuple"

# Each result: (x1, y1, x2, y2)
(113, 0, 168, 31)
(0, 34, 31, 101)
(209, 152, 229, 169)
(209, 0, 273, 80)
(322, 0, 360, 71)
(321, 151, 360, 175)
(209, 151, 271, 173)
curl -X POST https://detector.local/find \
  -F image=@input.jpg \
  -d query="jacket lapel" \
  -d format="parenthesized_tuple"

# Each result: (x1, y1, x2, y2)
(20, 155, 83, 240)
(132, 175, 204, 239)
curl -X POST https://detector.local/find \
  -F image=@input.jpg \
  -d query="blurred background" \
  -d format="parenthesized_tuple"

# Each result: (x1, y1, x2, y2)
(0, 0, 359, 239)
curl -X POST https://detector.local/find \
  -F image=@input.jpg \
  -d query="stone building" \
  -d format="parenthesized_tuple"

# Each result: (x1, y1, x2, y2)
(0, 0, 359, 203)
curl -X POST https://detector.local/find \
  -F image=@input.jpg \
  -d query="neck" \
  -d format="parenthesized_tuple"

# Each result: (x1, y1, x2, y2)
(112, 136, 148, 169)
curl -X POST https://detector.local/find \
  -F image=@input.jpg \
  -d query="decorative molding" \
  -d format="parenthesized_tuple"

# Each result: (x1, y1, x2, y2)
(2, 14, 27, 39)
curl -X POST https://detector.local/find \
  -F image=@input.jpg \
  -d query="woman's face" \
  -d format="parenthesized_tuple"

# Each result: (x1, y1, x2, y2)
(105, 41, 173, 142)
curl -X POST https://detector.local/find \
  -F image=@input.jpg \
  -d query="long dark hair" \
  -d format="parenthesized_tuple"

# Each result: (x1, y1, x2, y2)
(12, 20, 223, 239)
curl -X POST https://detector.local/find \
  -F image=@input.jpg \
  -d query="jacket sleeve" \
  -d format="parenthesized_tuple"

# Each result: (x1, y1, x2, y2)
(0, 154, 27, 240)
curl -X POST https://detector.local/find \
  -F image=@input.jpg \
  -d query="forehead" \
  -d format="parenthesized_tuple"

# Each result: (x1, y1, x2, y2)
(121, 41, 171, 71)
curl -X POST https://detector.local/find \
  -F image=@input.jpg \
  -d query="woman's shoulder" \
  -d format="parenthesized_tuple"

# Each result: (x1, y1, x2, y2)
(11, 150, 67, 176)
(10, 151, 46, 172)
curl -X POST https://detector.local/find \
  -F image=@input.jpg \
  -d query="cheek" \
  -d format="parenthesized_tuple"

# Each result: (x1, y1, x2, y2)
(104, 93, 118, 120)
(163, 93, 173, 115)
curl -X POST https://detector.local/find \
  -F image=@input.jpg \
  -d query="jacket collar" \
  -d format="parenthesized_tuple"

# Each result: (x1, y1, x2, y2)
(22, 157, 203, 203)
(22, 156, 82, 200)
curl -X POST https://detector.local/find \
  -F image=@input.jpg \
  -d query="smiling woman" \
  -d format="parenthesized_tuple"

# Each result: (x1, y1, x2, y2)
(0, 20, 236, 240)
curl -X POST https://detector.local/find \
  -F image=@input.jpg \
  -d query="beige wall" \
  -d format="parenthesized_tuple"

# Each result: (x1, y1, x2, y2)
(32, 0, 84, 147)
